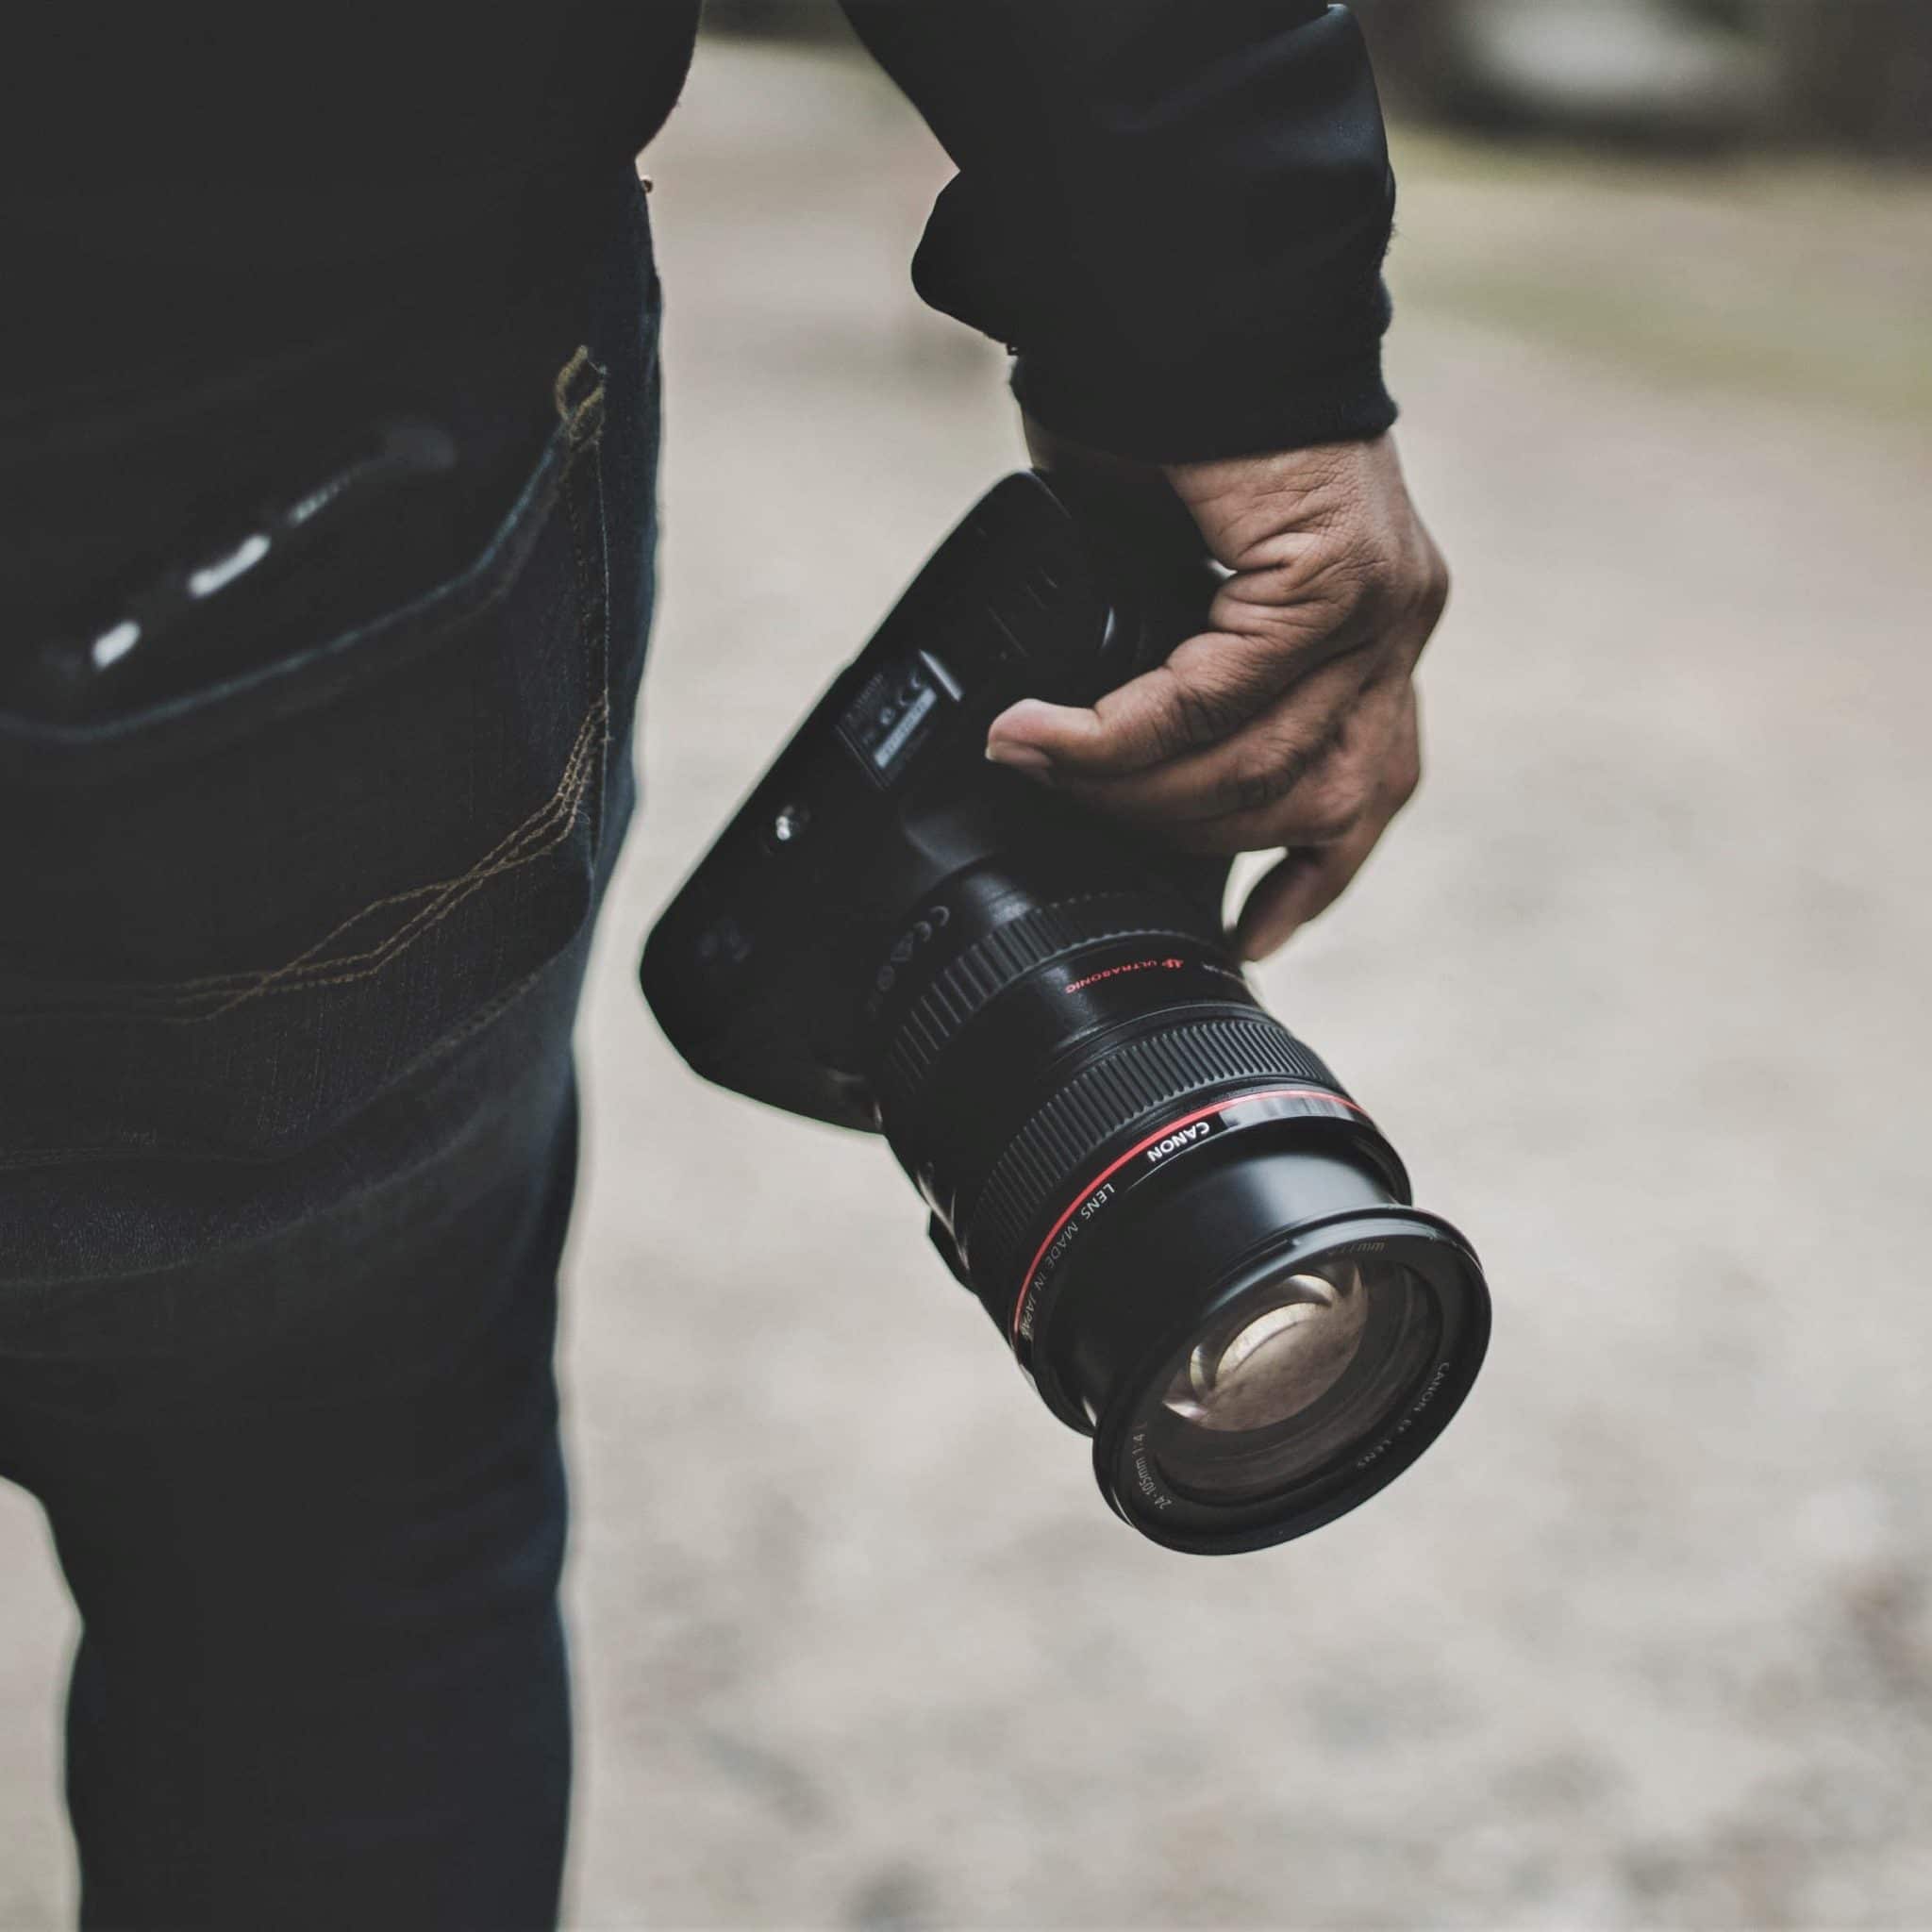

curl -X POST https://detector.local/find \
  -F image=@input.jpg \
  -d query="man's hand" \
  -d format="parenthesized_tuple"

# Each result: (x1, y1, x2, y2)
(987, 426, 1449, 960)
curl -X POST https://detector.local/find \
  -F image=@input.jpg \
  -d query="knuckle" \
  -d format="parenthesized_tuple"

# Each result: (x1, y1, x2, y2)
(1424, 547, 1452, 615)
(1227, 766, 1289, 818)
(1170, 684, 1224, 752)
(1391, 747, 1423, 809)
(1411, 543, 1451, 631)
(1287, 767, 1374, 841)
(1164, 671, 1248, 754)
(1294, 799, 1367, 845)
(1217, 730, 1320, 818)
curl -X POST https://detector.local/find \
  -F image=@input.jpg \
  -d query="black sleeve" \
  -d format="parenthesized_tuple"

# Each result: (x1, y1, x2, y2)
(838, 0, 1397, 463)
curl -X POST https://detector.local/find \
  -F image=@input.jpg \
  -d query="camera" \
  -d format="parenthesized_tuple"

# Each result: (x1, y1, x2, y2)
(641, 473, 1490, 1554)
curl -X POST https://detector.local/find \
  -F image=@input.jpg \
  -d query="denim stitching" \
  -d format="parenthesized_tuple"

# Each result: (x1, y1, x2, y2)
(172, 698, 608, 1019)
(558, 361, 610, 858)
(0, 695, 608, 1024)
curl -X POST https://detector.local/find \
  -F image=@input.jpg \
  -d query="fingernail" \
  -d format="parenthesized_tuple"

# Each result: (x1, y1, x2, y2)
(991, 698, 1080, 734)
(985, 740, 1055, 775)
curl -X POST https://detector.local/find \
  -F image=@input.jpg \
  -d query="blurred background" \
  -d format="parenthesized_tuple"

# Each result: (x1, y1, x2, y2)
(3, 3, 1929, 1926)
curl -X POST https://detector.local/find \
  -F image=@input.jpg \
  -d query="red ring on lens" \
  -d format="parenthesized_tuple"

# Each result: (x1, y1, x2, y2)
(1008, 1087, 1367, 1347)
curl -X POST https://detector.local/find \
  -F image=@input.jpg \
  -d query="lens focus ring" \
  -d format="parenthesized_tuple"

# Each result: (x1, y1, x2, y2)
(877, 892, 1206, 1108)
(961, 1013, 1344, 1299)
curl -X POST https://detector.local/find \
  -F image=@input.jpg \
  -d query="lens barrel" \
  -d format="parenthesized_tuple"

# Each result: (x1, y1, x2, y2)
(870, 859, 1490, 1554)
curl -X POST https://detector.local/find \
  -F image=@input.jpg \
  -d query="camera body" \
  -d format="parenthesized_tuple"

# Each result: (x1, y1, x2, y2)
(642, 471, 1221, 1135)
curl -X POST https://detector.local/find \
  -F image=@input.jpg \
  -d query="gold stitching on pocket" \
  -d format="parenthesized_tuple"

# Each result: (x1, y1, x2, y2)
(554, 346, 608, 447)
(2, 691, 607, 1024)
(165, 693, 610, 1021)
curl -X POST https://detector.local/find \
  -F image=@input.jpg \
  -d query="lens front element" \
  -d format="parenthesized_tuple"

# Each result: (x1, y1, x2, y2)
(1143, 1256, 1444, 1509)
(1162, 1267, 1370, 1432)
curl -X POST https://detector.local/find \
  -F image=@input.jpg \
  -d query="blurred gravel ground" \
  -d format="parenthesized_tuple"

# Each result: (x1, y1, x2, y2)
(4, 35, 1930, 1932)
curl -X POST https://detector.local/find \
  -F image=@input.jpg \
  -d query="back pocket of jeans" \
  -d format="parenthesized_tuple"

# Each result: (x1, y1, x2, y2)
(0, 349, 613, 1169)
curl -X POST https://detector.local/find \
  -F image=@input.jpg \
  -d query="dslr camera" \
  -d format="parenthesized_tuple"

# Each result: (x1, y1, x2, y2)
(642, 474, 1489, 1554)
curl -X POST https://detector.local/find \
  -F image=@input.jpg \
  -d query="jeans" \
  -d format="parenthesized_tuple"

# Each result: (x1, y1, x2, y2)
(0, 171, 660, 1927)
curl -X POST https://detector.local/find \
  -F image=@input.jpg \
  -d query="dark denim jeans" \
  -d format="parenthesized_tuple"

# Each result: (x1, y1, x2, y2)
(0, 174, 659, 1927)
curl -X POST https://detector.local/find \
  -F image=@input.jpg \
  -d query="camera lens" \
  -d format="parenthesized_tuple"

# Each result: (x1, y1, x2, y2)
(868, 855, 1491, 1556)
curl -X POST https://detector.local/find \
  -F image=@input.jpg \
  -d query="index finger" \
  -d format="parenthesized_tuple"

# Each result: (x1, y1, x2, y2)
(987, 620, 1350, 781)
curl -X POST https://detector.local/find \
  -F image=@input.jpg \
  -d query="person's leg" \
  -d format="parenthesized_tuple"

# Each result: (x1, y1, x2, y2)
(30, 1089, 575, 1929)
(0, 947, 591, 1929)
(0, 170, 659, 1925)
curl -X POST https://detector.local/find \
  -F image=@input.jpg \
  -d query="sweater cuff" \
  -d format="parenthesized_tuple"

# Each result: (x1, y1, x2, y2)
(1007, 284, 1398, 465)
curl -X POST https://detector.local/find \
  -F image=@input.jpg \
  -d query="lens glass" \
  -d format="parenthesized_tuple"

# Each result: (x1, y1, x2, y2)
(1145, 1257, 1441, 1505)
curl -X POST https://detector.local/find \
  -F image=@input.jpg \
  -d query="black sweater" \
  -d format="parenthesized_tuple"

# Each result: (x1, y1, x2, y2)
(8, 2, 1395, 461)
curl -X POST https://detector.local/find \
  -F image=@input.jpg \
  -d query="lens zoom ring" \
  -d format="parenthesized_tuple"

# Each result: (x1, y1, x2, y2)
(880, 895, 1202, 1105)
(963, 1015, 1343, 1291)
